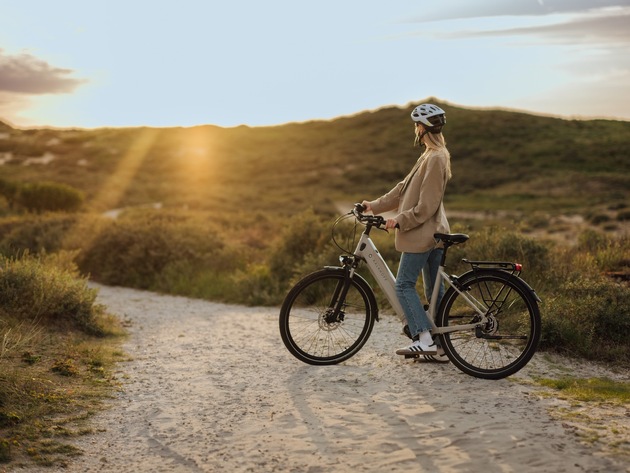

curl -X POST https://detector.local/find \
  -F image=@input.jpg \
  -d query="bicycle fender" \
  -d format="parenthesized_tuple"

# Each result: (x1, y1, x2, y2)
(323, 266, 380, 321)
(516, 277, 542, 303)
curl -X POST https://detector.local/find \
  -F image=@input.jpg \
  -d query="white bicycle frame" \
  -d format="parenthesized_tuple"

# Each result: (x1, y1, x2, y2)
(352, 230, 489, 335)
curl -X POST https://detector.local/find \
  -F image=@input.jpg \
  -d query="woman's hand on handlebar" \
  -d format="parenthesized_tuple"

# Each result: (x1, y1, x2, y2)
(385, 218, 398, 230)
(357, 202, 396, 229)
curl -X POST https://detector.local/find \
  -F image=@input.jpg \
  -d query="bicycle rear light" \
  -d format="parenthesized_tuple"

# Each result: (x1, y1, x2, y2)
(515, 263, 523, 271)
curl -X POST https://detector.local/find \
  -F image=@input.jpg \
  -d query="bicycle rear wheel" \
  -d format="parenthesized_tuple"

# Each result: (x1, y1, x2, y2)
(279, 268, 377, 365)
(437, 270, 541, 379)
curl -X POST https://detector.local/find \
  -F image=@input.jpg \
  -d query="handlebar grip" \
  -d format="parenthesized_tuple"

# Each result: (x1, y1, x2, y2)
(354, 202, 366, 212)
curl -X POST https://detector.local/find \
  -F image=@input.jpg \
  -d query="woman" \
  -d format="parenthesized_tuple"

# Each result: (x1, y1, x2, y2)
(362, 103, 452, 356)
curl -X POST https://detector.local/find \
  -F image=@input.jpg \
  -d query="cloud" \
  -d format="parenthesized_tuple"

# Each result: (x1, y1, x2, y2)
(461, 8, 630, 44)
(413, 0, 630, 22)
(0, 50, 86, 95)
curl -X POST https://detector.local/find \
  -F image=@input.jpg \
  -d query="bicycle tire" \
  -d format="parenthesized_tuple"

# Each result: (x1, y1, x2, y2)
(436, 269, 541, 379)
(279, 268, 377, 365)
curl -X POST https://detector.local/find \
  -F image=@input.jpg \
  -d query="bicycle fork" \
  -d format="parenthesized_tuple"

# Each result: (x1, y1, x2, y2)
(325, 263, 356, 324)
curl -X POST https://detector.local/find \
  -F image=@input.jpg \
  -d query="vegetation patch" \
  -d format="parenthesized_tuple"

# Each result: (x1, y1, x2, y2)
(0, 254, 125, 468)
(533, 376, 630, 457)
(0, 252, 116, 336)
(535, 376, 630, 404)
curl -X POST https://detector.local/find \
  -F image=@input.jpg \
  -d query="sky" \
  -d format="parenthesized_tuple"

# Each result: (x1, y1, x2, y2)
(0, 0, 629, 129)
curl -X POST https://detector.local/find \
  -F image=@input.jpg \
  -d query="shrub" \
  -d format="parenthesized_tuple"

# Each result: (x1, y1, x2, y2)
(230, 264, 281, 306)
(576, 230, 630, 272)
(17, 182, 84, 214)
(0, 179, 19, 210)
(0, 439, 10, 463)
(78, 211, 240, 291)
(617, 210, 630, 221)
(0, 253, 109, 336)
(537, 231, 630, 363)
(542, 276, 630, 363)
(588, 213, 610, 225)
(0, 214, 80, 257)
(231, 209, 343, 305)
(446, 226, 551, 276)
(267, 208, 334, 283)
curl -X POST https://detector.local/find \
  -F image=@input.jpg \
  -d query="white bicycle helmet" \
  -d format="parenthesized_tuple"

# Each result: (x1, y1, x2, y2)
(411, 103, 446, 133)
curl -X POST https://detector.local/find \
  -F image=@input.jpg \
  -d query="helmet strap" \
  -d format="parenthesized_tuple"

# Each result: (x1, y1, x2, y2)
(414, 128, 429, 148)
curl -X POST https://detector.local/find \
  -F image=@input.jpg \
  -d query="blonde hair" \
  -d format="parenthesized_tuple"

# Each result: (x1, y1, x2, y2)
(415, 128, 452, 180)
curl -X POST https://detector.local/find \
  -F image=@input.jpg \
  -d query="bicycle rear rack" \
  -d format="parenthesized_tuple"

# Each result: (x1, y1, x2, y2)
(463, 259, 523, 277)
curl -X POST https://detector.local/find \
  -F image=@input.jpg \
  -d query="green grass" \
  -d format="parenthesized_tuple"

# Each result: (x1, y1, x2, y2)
(0, 253, 126, 468)
(532, 375, 630, 455)
(535, 376, 630, 404)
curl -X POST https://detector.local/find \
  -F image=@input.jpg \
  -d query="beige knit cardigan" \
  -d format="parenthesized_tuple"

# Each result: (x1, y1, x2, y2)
(368, 148, 450, 253)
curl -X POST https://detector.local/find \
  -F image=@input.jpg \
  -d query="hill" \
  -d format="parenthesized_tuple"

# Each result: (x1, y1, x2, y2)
(1, 101, 629, 236)
(0, 102, 628, 369)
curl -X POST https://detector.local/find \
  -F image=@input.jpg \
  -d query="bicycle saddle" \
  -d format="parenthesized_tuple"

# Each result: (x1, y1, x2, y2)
(434, 233, 470, 244)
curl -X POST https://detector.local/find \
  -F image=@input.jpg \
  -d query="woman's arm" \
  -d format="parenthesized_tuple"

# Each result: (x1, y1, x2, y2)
(395, 154, 448, 231)
(365, 180, 404, 215)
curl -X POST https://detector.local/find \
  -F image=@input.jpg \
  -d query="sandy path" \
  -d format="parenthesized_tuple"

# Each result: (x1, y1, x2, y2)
(18, 284, 629, 473)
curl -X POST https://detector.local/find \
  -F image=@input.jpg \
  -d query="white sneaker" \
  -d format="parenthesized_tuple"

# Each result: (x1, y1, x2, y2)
(396, 339, 437, 356)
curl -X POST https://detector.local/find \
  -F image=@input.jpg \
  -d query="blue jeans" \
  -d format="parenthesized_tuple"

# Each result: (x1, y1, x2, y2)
(395, 249, 445, 338)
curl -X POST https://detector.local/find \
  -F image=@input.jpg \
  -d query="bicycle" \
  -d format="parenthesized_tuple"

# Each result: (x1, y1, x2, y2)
(279, 204, 542, 380)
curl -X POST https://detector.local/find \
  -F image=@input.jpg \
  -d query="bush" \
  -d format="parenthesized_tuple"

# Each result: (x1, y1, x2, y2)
(576, 230, 630, 272)
(589, 213, 611, 225)
(230, 264, 281, 306)
(17, 182, 83, 214)
(542, 276, 630, 363)
(617, 210, 630, 221)
(0, 253, 109, 336)
(78, 211, 240, 291)
(446, 226, 551, 275)
(536, 231, 630, 363)
(0, 179, 19, 210)
(267, 208, 334, 283)
(232, 209, 344, 305)
(0, 214, 80, 256)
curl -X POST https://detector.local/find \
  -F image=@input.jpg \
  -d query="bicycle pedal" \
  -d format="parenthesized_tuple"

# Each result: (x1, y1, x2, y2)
(404, 354, 420, 359)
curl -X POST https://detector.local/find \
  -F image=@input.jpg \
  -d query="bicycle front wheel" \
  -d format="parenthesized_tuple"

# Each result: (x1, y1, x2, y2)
(437, 270, 541, 379)
(279, 268, 377, 365)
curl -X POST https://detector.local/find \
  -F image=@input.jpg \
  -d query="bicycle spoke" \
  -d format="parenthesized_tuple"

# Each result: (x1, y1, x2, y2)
(279, 270, 375, 364)
(438, 270, 540, 379)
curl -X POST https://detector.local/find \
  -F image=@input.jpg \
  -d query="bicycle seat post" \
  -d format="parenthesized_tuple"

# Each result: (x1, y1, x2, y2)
(439, 242, 451, 267)
(434, 233, 470, 267)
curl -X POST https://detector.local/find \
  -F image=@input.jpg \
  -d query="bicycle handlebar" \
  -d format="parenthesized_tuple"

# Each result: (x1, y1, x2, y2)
(351, 203, 387, 227)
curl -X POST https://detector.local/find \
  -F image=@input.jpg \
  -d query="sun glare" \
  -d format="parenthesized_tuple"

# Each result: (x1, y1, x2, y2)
(175, 127, 217, 204)
(57, 127, 160, 257)
(92, 128, 160, 212)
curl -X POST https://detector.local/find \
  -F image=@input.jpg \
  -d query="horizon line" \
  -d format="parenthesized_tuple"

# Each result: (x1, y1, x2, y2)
(1, 99, 629, 131)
